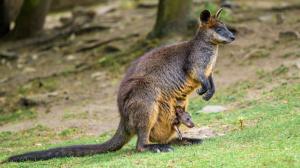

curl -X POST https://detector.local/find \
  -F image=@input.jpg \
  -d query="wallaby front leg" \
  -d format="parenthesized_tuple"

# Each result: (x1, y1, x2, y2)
(202, 75, 215, 101)
(196, 72, 212, 101)
(197, 74, 213, 95)
(173, 125, 182, 140)
(197, 87, 207, 95)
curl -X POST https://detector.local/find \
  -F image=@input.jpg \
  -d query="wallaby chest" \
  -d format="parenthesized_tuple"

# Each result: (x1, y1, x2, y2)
(205, 46, 218, 76)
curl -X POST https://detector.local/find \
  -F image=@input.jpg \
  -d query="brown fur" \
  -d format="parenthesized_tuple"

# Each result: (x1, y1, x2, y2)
(201, 17, 218, 29)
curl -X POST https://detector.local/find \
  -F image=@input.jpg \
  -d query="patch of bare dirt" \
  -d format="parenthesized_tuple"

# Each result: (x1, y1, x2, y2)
(0, 69, 120, 134)
(182, 126, 225, 139)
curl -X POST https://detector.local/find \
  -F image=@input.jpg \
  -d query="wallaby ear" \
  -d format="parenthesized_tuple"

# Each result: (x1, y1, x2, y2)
(200, 9, 211, 23)
(215, 8, 223, 19)
(175, 108, 184, 115)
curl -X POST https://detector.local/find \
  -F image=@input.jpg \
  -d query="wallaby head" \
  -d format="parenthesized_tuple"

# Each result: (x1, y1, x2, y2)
(198, 8, 235, 44)
(176, 109, 195, 128)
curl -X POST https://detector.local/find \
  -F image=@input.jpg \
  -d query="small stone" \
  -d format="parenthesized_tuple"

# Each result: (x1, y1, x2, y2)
(66, 55, 76, 61)
(0, 97, 6, 104)
(48, 92, 59, 97)
(17, 64, 24, 69)
(1, 59, 6, 64)
(258, 14, 273, 22)
(91, 72, 104, 79)
(23, 67, 36, 73)
(199, 105, 227, 113)
(32, 54, 39, 60)
(69, 34, 76, 41)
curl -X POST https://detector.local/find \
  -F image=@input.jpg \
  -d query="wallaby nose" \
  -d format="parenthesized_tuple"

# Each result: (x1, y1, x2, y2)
(188, 123, 195, 128)
(230, 35, 235, 41)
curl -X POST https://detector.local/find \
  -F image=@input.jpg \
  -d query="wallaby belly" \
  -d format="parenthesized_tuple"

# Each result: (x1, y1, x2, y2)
(150, 97, 177, 143)
(150, 76, 199, 143)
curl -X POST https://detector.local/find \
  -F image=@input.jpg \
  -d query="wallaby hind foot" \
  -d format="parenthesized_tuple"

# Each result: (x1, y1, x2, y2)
(138, 144, 173, 153)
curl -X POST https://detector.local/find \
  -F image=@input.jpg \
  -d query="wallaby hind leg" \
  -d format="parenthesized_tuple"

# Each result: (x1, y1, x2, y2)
(136, 127, 173, 153)
(133, 102, 173, 153)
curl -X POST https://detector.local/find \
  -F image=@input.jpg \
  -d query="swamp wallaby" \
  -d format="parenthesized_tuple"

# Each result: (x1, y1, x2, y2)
(5, 8, 235, 162)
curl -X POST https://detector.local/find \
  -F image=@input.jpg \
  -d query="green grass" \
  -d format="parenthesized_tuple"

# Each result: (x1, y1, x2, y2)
(0, 82, 299, 167)
(63, 111, 89, 120)
(18, 78, 58, 95)
(0, 108, 36, 126)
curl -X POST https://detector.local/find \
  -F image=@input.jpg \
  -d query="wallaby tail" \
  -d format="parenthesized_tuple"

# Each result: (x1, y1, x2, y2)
(5, 120, 130, 162)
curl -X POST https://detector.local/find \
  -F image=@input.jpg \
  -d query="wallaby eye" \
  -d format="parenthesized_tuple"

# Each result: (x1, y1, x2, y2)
(215, 27, 222, 33)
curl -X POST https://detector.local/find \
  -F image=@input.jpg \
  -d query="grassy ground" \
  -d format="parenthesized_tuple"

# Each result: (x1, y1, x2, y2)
(1, 79, 299, 168)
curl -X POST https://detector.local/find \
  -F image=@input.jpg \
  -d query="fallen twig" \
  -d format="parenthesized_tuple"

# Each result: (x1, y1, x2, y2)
(76, 33, 139, 53)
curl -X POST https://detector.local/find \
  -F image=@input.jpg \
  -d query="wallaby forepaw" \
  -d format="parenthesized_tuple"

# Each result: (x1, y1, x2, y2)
(202, 95, 211, 101)
(202, 90, 214, 101)
(197, 88, 207, 95)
